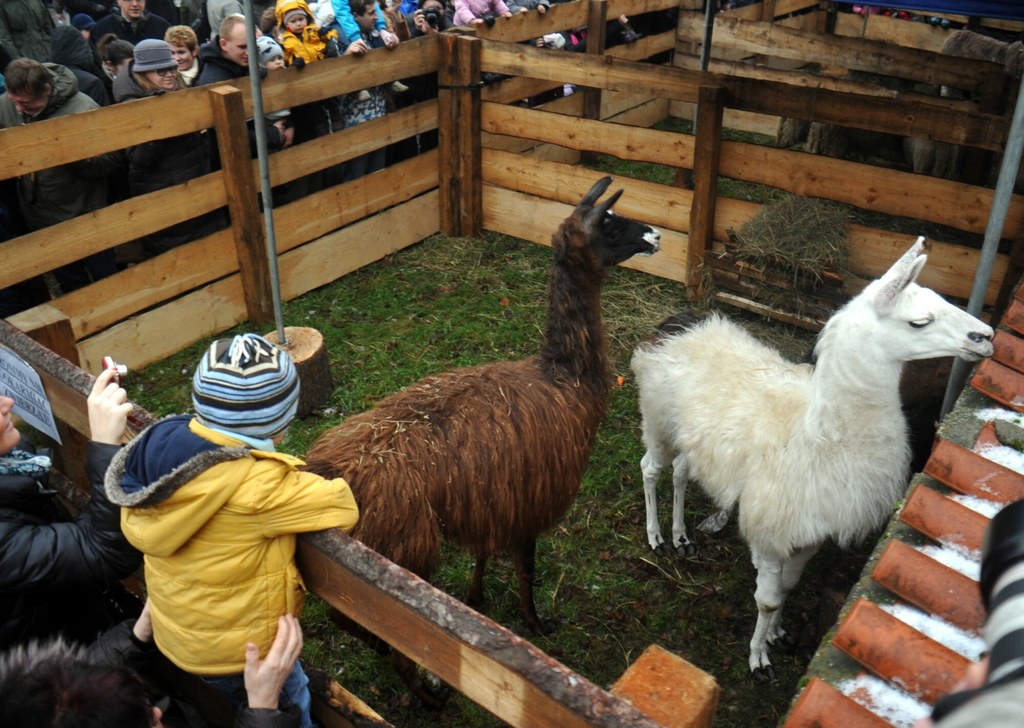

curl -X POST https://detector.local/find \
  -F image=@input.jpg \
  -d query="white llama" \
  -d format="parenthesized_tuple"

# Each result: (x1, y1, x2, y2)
(630, 237, 994, 678)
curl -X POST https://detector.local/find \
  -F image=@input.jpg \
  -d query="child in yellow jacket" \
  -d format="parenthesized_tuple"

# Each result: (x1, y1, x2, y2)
(106, 333, 359, 728)
(275, 0, 340, 68)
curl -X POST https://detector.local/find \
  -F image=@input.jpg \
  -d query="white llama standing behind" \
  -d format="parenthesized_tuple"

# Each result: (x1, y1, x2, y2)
(631, 237, 994, 678)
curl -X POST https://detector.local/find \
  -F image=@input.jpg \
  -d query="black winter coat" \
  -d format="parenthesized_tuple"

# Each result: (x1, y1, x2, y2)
(112, 67, 227, 256)
(0, 442, 142, 649)
(49, 24, 112, 108)
(194, 41, 287, 158)
(91, 9, 171, 45)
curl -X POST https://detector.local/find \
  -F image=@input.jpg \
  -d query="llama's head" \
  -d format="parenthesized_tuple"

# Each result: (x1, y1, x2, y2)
(818, 237, 994, 363)
(574, 176, 661, 267)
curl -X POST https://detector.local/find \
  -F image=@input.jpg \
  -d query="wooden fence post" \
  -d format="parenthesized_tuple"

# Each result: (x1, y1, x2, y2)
(687, 84, 724, 294)
(207, 85, 274, 324)
(583, 0, 608, 122)
(438, 33, 482, 237)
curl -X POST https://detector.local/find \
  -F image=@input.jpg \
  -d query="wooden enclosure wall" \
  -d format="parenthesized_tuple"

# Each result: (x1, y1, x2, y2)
(469, 3, 1023, 327)
(3, 0, 1021, 369)
(2, 39, 441, 375)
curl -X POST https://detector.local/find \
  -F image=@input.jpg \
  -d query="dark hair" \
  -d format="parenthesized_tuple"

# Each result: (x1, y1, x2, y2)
(0, 640, 154, 728)
(3, 58, 52, 96)
(348, 0, 374, 17)
(97, 33, 135, 66)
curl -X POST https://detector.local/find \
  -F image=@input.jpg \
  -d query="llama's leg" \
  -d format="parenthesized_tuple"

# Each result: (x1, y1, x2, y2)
(749, 549, 784, 680)
(640, 449, 667, 553)
(391, 650, 451, 710)
(466, 554, 488, 608)
(748, 545, 819, 680)
(670, 452, 696, 557)
(331, 608, 451, 708)
(764, 544, 820, 651)
(513, 538, 551, 634)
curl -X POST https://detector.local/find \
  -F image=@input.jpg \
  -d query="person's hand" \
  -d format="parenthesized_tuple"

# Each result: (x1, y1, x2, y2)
(912, 658, 989, 728)
(381, 29, 399, 48)
(244, 614, 304, 710)
(88, 368, 132, 445)
(344, 38, 369, 55)
(132, 599, 154, 643)
(502, 11, 512, 17)
(471, 17, 484, 24)
(413, 10, 437, 35)
(518, 7, 527, 12)
(537, 4, 546, 13)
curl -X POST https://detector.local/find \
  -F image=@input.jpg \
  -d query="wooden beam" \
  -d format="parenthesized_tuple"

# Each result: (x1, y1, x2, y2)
(688, 84, 725, 291)
(297, 529, 662, 728)
(479, 39, 1009, 149)
(584, 0, 609, 122)
(207, 85, 274, 324)
(438, 33, 482, 236)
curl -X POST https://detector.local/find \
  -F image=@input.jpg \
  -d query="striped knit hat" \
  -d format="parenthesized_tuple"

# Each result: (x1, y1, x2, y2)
(192, 333, 299, 439)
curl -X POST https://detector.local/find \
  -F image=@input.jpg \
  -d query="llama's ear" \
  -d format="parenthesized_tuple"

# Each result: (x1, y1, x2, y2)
(874, 236, 928, 313)
(579, 176, 613, 210)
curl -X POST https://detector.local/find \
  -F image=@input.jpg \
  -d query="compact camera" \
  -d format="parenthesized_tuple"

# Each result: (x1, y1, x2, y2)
(102, 356, 127, 384)
(422, 7, 441, 28)
(931, 498, 1024, 721)
(482, 11, 498, 27)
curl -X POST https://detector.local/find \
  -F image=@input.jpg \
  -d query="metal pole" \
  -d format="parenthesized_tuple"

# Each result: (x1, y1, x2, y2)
(940, 79, 1024, 417)
(242, 0, 288, 345)
(699, 0, 716, 72)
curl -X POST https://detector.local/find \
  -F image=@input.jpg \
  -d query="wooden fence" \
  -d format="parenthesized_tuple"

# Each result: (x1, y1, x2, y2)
(3, 1, 1024, 723)
(3, 0, 1022, 367)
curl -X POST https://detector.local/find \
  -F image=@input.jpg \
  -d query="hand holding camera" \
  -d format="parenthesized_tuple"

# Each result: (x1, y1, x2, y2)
(89, 359, 132, 445)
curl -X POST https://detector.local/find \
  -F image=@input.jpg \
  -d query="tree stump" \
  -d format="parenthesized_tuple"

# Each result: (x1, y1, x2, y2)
(264, 326, 332, 417)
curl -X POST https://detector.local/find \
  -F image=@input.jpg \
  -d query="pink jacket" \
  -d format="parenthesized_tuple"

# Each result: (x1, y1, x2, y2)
(453, 0, 510, 26)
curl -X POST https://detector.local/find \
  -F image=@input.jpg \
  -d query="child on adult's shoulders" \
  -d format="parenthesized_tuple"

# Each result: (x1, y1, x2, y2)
(275, 0, 340, 69)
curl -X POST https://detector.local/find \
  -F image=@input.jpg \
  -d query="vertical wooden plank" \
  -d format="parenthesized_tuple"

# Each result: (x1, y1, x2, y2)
(438, 33, 482, 237)
(207, 85, 274, 324)
(12, 303, 81, 366)
(21, 307, 89, 487)
(583, 0, 608, 122)
(580, 0, 609, 168)
(687, 84, 724, 292)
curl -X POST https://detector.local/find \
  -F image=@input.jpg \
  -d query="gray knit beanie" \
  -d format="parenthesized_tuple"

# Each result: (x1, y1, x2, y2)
(192, 334, 299, 439)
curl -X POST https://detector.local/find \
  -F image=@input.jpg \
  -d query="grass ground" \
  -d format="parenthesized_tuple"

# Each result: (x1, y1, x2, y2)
(124, 229, 879, 727)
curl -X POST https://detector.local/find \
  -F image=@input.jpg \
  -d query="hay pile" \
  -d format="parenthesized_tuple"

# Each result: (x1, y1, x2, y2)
(704, 195, 853, 326)
(731, 195, 851, 286)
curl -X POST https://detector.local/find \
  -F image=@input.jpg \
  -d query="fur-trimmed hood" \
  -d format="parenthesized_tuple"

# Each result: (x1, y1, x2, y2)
(105, 415, 250, 510)
(104, 416, 305, 557)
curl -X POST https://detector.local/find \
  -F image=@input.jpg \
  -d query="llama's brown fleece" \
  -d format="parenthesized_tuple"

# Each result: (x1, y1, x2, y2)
(304, 210, 611, 587)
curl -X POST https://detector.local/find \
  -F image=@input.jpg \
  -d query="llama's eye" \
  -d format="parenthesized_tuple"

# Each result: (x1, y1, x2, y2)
(909, 319, 932, 329)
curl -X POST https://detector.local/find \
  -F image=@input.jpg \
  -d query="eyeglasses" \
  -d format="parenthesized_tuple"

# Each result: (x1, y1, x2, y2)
(155, 67, 177, 76)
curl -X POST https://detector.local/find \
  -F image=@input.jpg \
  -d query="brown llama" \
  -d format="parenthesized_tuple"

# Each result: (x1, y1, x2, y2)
(303, 176, 659, 703)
